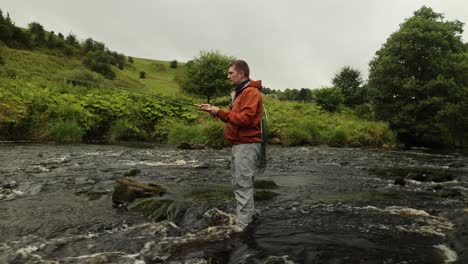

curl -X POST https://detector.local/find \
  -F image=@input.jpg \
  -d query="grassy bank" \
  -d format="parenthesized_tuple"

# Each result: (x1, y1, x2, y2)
(0, 46, 395, 147)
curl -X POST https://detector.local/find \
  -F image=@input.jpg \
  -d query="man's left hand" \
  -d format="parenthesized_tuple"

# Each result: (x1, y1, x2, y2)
(198, 104, 219, 117)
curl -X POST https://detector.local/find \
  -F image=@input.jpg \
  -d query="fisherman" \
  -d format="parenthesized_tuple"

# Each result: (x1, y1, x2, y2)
(199, 60, 263, 232)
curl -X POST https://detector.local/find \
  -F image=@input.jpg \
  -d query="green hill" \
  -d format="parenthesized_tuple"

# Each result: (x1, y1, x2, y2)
(1, 45, 185, 97)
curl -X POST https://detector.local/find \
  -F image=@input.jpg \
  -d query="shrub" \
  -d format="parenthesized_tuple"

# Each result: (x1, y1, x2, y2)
(48, 120, 85, 143)
(109, 118, 141, 141)
(82, 50, 116, 79)
(153, 63, 166, 72)
(328, 127, 348, 146)
(139, 71, 146, 79)
(313, 87, 344, 112)
(170, 60, 178, 69)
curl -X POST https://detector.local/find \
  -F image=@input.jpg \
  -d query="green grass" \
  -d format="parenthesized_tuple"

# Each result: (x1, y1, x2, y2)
(0, 46, 396, 147)
(1, 47, 185, 97)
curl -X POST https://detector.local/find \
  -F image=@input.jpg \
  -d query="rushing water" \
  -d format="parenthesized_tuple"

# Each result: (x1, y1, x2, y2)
(0, 143, 467, 264)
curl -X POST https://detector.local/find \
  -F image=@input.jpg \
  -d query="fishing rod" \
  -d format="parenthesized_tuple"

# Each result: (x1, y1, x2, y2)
(0, 65, 202, 109)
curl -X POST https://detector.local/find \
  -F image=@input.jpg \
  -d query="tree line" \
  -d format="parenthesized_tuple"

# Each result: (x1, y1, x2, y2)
(0, 9, 128, 79)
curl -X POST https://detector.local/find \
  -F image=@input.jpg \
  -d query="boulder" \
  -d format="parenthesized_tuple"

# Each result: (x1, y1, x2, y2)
(112, 178, 166, 205)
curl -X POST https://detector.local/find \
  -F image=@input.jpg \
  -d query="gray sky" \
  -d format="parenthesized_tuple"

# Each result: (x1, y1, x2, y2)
(2, 0, 467, 89)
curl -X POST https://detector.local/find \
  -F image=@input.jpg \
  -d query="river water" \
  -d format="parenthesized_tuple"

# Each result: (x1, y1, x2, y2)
(0, 143, 467, 264)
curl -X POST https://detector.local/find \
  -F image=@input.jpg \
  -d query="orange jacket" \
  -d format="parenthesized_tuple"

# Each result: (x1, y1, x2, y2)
(217, 80, 263, 145)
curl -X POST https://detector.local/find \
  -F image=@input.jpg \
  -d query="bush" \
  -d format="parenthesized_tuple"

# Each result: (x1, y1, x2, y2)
(167, 119, 227, 148)
(48, 120, 85, 143)
(170, 60, 178, 69)
(63, 69, 104, 87)
(139, 71, 146, 79)
(109, 118, 141, 141)
(82, 50, 116, 79)
(313, 87, 344, 112)
(153, 63, 166, 72)
(328, 127, 348, 146)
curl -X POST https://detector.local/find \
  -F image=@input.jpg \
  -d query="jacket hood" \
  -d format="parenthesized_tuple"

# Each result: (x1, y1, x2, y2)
(247, 80, 262, 91)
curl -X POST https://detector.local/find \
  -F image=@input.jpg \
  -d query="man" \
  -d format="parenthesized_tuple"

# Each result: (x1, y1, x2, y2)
(199, 60, 263, 231)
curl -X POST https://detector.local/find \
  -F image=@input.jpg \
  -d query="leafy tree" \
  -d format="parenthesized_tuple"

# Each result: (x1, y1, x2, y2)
(108, 51, 126, 70)
(170, 60, 178, 68)
(296, 88, 312, 102)
(57, 33, 64, 39)
(313, 87, 344, 112)
(65, 33, 79, 47)
(28, 22, 46, 45)
(139, 71, 146, 79)
(332, 66, 364, 106)
(82, 50, 116, 79)
(179, 50, 234, 103)
(368, 6, 468, 147)
(128, 56, 134, 64)
(84, 38, 105, 53)
(277, 88, 299, 101)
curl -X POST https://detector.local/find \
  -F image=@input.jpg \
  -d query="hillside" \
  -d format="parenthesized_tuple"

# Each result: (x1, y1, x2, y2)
(1, 45, 185, 97)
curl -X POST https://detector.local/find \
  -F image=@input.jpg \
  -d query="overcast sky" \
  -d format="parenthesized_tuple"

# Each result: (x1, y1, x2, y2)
(2, 0, 467, 89)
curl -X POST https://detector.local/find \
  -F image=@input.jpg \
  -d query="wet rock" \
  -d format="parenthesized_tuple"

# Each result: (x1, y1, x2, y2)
(407, 172, 426, 182)
(194, 163, 209, 169)
(1, 180, 17, 189)
(270, 137, 282, 145)
(394, 178, 406, 186)
(255, 190, 280, 201)
(177, 141, 205, 149)
(439, 189, 463, 198)
(370, 167, 455, 183)
(76, 187, 111, 200)
(448, 161, 465, 168)
(112, 178, 166, 205)
(350, 141, 362, 148)
(124, 168, 141, 177)
(254, 180, 279, 189)
(203, 208, 235, 226)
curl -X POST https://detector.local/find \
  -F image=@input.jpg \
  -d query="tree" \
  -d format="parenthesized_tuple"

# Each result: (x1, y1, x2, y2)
(332, 66, 364, 106)
(65, 33, 79, 47)
(128, 56, 134, 64)
(170, 60, 178, 68)
(28, 22, 46, 45)
(368, 6, 468, 147)
(139, 71, 146, 79)
(296, 88, 312, 102)
(179, 50, 234, 103)
(82, 50, 115, 79)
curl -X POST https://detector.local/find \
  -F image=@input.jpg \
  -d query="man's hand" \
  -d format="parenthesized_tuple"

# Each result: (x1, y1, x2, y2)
(198, 104, 219, 117)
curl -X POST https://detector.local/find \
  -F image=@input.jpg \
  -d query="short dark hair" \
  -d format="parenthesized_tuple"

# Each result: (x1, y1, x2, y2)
(229, 60, 250, 78)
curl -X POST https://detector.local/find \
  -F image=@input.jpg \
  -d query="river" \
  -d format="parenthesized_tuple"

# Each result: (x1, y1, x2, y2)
(0, 143, 467, 263)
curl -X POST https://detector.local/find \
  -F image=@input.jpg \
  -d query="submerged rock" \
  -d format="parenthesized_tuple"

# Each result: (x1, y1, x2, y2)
(254, 180, 279, 189)
(112, 178, 166, 206)
(124, 168, 141, 177)
(255, 190, 280, 201)
(177, 141, 205, 149)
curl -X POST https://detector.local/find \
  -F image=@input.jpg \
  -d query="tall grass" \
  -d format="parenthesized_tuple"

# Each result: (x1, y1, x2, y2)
(48, 120, 85, 143)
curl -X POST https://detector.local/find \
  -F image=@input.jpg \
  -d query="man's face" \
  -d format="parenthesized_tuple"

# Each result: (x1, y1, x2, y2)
(227, 66, 244, 86)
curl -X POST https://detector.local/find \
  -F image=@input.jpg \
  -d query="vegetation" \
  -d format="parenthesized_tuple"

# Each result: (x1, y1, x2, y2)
(368, 6, 468, 147)
(3, 6, 465, 149)
(178, 50, 234, 103)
